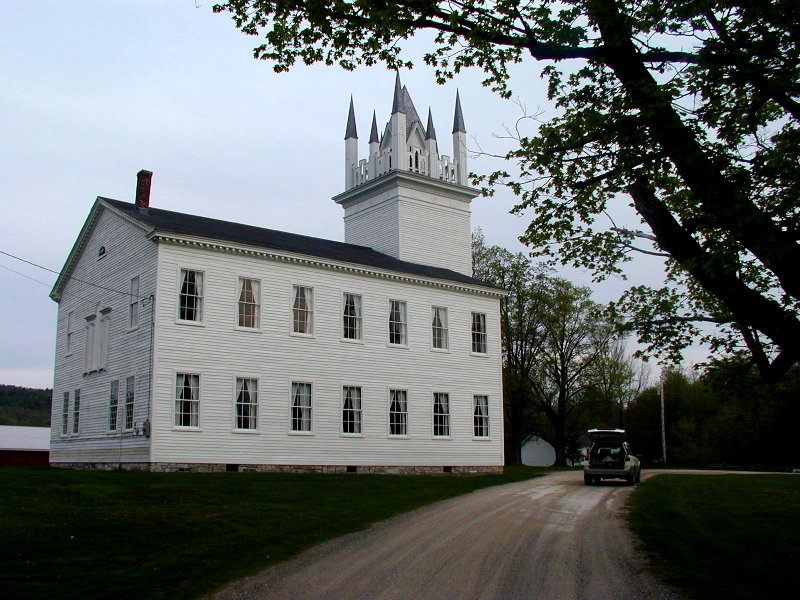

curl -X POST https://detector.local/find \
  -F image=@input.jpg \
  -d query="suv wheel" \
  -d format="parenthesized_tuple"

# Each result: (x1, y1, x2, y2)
(584, 474, 593, 486)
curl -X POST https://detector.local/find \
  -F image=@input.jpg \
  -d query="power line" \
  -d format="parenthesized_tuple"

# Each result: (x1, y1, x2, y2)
(0, 263, 53, 288)
(0, 248, 140, 299)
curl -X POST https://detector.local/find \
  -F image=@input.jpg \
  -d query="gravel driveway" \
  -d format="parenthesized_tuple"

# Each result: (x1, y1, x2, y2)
(208, 470, 681, 600)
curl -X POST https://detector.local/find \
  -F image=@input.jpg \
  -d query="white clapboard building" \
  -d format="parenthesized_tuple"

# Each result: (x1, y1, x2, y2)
(49, 76, 505, 473)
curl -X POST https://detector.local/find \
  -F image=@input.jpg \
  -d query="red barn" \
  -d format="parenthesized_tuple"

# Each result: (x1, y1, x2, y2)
(0, 426, 50, 467)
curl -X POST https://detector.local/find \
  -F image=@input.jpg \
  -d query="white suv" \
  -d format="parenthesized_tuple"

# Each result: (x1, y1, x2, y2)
(583, 428, 641, 485)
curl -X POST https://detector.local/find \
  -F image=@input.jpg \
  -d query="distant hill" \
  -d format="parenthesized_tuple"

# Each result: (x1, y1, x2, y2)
(0, 385, 51, 427)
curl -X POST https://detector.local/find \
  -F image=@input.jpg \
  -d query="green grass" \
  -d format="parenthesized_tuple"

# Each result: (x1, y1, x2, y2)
(0, 466, 544, 600)
(625, 474, 800, 600)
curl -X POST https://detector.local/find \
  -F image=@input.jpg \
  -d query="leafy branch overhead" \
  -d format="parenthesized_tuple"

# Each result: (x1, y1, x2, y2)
(214, 0, 800, 380)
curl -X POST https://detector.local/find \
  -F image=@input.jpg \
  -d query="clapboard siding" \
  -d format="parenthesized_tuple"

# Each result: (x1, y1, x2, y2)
(343, 200, 400, 258)
(399, 196, 471, 275)
(50, 206, 155, 464)
(150, 242, 503, 466)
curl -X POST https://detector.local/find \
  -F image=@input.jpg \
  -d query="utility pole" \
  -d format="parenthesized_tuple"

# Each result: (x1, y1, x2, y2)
(658, 374, 667, 467)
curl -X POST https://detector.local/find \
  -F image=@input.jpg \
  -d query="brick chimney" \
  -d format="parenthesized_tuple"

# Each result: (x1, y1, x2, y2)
(135, 170, 153, 212)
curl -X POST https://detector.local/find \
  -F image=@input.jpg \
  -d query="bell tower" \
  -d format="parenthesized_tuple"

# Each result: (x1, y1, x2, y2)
(333, 74, 478, 276)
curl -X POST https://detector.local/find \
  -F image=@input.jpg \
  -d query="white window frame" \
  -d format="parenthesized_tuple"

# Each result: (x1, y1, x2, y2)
(433, 392, 451, 437)
(66, 310, 74, 355)
(124, 375, 135, 431)
(109, 380, 119, 432)
(72, 389, 80, 434)
(129, 276, 140, 329)
(291, 285, 314, 336)
(388, 300, 407, 347)
(473, 395, 490, 438)
(83, 307, 110, 373)
(234, 377, 259, 431)
(341, 292, 363, 342)
(61, 391, 69, 436)
(431, 306, 449, 351)
(341, 386, 363, 435)
(290, 381, 313, 433)
(236, 276, 261, 330)
(178, 268, 204, 323)
(471, 312, 488, 355)
(388, 388, 408, 437)
(174, 373, 200, 429)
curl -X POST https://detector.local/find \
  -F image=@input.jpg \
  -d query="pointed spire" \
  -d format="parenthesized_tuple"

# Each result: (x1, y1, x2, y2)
(391, 72, 404, 114)
(452, 89, 466, 133)
(425, 108, 437, 140)
(344, 95, 358, 139)
(369, 110, 379, 143)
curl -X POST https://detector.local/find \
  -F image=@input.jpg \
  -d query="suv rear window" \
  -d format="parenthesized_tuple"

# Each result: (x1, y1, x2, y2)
(589, 443, 625, 468)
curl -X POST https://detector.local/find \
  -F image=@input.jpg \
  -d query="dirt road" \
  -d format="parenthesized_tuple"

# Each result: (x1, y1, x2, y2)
(210, 471, 680, 600)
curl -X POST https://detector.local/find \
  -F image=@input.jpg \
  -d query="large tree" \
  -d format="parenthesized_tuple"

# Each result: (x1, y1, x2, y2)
(214, 0, 800, 380)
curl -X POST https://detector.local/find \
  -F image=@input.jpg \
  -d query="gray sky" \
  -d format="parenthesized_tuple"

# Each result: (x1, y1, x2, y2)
(0, 1, 679, 389)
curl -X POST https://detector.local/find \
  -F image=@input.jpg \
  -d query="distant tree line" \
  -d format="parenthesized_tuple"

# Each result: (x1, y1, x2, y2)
(0, 385, 51, 427)
(626, 364, 800, 470)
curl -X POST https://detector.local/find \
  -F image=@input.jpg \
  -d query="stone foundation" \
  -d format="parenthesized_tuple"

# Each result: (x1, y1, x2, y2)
(51, 462, 503, 475)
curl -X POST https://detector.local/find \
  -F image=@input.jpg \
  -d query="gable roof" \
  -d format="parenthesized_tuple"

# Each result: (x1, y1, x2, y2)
(83, 198, 502, 293)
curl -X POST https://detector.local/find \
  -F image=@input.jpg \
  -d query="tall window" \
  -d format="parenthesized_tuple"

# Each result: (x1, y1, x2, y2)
(473, 395, 490, 437)
(342, 293, 362, 340)
(84, 308, 110, 373)
(109, 380, 119, 431)
(471, 312, 487, 354)
(342, 386, 362, 434)
(291, 382, 312, 432)
(292, 285, 313, 334)
(179, 269, 203, 322)
(129, 276, 140, 328)
(235, 377, 258, 430)
(125, 376, 135, 430)
(388, 300, 407, 345)
(66, 311, 74, 354)
(432, 306, 449, 350)
(237, 278, 260, 329)
(61, 392, 69, 435)
(72, 389, 81, 434)
(433, 392, 450, 437)
(175, 373, 199, 428)
(389, 389, 408, 436)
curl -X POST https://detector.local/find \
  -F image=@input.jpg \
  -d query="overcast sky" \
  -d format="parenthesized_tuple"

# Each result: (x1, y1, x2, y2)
(1, 1, 682, 389)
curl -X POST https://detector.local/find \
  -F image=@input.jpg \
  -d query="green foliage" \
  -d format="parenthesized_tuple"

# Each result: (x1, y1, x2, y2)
(626, 474, 800, 600)
(626, 363, 800, 467)
(473, 231, 635, 464)
(0, 466, 545, 600)
(213, 0, 800, 380)
(0, 384, 51, 426)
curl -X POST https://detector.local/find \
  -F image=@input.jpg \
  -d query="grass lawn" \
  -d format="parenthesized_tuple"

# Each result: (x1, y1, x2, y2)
(625, 473, 800, 600)
(0, 466, 544, 600)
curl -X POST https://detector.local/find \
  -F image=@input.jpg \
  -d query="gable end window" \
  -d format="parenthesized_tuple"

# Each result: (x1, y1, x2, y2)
(433, 392, 450, 437)
(109, 380, 119, 431)
(235, 377, 258, 430)
(291, 382, 312, 432)
(432, 306, 449, 350)
(237, 278, 260, 329)
(66, 311, 74, 355)
(129, 277, 140, 328)
(72, 389, 81, 434)
(473, 395, 490, 437)
(388, 300, 407, 346)
(84, 307, 110, 373)
(342, 386, 362, 434)
(292, 286, 313, 335)
(471, 312, 487, 354)
(179, 269, 203, 322)
(61, 392, 70, 435)
(175, 373, 200, 428)
(342, 293, 362, 340)
(125, 376, 135, 430)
